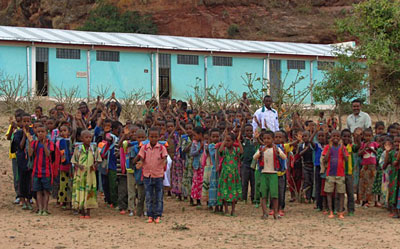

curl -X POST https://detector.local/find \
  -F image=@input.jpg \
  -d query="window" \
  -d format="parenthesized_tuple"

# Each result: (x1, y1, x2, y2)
(159, 54, 171, 68)
(317, 61, 335, 70)
(177, 54, 199, 65)
(36, 47, 48, 62)
(56, 48, 80, 59)
(287, 60, 305, 70)
(96, 50, 120, 62)
(213, 56, 232, 66)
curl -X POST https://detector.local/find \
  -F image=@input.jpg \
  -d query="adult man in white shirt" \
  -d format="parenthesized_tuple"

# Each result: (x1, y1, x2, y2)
(252, 95, 279, 132)
(346, 99, 372, 133)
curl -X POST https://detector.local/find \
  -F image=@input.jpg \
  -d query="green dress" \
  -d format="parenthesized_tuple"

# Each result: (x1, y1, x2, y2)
(388, 150, 398, 207)
(71, 144, 102, 210)
(372, 148, 383, 195)
(217, 147, 242, 204)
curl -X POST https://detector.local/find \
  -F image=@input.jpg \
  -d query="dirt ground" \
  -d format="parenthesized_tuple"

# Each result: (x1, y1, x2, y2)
(0, 119, 400, 249)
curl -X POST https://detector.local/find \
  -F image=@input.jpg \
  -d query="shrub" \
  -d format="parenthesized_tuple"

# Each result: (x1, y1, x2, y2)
(227, 24, 240, 38)
(79, 2, 157, 34)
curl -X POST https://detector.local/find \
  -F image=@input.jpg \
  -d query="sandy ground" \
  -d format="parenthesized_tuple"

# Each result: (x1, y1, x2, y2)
(0, 120, 400, 249)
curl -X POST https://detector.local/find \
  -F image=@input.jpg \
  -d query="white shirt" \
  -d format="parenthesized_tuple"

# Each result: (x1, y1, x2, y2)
(346, 111, 372, 133)
(252, 107, 279, 132)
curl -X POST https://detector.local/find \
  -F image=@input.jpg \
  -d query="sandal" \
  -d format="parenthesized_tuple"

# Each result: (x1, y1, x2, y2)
(338, 212, 345, 219)
(328, 212, 335, 219)
(147, 217, 153, 223)
(84, 216, 90, 219)
(154, 217, 161, 223)
(261, 214, 268, 220)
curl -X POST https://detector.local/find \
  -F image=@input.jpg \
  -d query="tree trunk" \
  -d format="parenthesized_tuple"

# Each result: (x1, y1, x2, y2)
(336, 101, 343, 130)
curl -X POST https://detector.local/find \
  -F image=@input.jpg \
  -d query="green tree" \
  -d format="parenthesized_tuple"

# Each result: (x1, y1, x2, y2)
(79, 3, 157, 34)
(313, 52, 366, 129)
(337, 0, 400, 103)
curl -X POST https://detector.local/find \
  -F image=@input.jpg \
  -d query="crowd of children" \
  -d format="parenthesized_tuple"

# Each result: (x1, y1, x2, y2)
(5, 94, 400, 222)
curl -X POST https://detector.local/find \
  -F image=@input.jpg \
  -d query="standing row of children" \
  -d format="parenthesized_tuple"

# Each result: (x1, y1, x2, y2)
(6, 94, 400, 222)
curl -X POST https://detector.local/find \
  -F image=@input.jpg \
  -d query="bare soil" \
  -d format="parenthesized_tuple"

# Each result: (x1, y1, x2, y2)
(0, 117, 399, 249)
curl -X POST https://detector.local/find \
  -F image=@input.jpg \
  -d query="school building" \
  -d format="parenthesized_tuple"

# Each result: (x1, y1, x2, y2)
(0, 25, 351, 104)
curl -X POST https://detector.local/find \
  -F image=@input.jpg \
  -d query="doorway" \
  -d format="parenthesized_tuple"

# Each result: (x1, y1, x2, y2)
(36, 47, 49, 96)
(158, 53, 170, 98)
(269, 59, 281, 100)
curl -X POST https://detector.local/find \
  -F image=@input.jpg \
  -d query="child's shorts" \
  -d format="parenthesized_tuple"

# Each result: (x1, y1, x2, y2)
(260, 173, 278, 199)
(324, 176, 345, 194)
(33, 177, 52, 192)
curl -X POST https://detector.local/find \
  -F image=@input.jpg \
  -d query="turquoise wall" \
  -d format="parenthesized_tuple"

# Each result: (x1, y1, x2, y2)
(0, 45, 29, 92)
(48, 48, 88, 97)
(90, 51, 152, 99)
(171, 54, 205, 99)
(0, 44, 343, 105)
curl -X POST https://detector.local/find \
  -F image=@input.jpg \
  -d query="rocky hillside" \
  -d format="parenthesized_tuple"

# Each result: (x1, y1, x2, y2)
(0, 0, 362, 43)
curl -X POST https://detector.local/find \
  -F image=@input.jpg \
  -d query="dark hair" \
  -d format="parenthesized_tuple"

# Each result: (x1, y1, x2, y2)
(244, 123, 253, 129)
(375, 121, 385, 129)
(104, 119, 113, 124)
(262, 130, 275, 138)
(210, 128, 220, 135)
(263, 95, 272, 100)
(387, 124, 396, 133)
(227, 132, 236, 141)
(341, 128, 351, 136)
(112, 121, 122, 130)
(363, 128, 373, 134)
(35, 106, 43, 112)
(22, 113, 31, 118)
(193, 126, 205, 135)
(352, 99, 362, 105)
(305, 120, 314, 127)
(148, 127, 160, 135)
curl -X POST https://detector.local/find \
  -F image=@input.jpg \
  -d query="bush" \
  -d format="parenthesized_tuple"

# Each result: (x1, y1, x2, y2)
(227, 24, 240, 38)
(79, 2, 157, 34)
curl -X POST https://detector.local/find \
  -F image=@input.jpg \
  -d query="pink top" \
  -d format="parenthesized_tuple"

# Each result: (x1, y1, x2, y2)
(359, 142, 379, 166)
(138, 143, 168, 178)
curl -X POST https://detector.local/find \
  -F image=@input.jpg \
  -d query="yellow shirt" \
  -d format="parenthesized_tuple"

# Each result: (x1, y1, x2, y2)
(5, 125, 16, 159)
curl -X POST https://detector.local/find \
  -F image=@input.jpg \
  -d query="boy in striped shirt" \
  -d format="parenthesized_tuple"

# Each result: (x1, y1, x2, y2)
(28, 124, 55, 216)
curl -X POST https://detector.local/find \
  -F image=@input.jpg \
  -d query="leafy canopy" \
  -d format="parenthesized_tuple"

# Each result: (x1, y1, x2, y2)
(79, 2, 157, 34)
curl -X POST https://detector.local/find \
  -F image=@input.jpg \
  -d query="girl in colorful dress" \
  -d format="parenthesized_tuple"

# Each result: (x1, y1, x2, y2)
(190, 126, 205, 207)
(381, 138, 393, 208)
(57, 125, 74, 209)
(201, 132, 212, 208)
(208, 128, 220, 212)
(217, 132, 243, 216)
(182, 123, 194, 205)
(171, 123, 185, 200)
(372, 135, 385, 207)
(71, 130, 102, 218)
(383, 136, 400, 216)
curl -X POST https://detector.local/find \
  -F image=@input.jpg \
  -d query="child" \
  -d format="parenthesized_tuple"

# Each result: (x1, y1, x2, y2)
(208, 128, 220, 211)
(322, 130, 349, 219)
(314, 130, 326, 211)
(241, 124, 256, 204)
(275, 131, 289, 216)
(182, 123, 194, 204)
(12, 113, 33, 210)
(254, 131, 287, 219)
(341, 129, 357, 215)
(28, 124, 55, 216)
(190, 126, 205, 206)
(217, 132, 243, 216)
(57, 125, 74, 209)
(358, 128, 379, 207)
(383, 136, 400, 216)
(171, 123, 185, 200)
(6, 109, 24, 204)
(297, 130, 315, 203)
(374, 121, 385, 141)
(134, 127, 168, 223)
(372, 135, 385, 207)
(71, 130, 102, 218)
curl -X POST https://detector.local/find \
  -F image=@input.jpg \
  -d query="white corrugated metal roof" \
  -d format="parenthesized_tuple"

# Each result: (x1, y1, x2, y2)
(0, 25, 346, 57)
